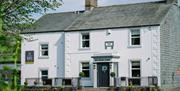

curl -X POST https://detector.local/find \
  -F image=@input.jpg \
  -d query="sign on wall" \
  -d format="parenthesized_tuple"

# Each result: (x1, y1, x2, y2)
(25, 51, 34, 64)
(105, 41, 114, 49)
(176, 68, 180, 74)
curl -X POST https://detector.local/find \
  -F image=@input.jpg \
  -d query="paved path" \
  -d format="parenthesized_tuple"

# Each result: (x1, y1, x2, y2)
(169, 87, 180, 91)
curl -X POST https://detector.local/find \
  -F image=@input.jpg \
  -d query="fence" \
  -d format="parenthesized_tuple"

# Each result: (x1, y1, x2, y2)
(25, 77, 79, 87)
(25, 76, 158, 87)
(115, 76, 158, 87)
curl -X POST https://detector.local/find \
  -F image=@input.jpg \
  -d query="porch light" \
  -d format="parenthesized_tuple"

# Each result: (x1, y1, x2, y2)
(93, 64, 96, 69)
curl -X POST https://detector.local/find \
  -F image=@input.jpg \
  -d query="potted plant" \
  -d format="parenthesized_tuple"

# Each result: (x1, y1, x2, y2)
(34, 81, 37, 86)
(110, 72, 116, 90)
(24, 81, 28, 86)
(110, 72, 116, 78)
(78, 72, 85, 89)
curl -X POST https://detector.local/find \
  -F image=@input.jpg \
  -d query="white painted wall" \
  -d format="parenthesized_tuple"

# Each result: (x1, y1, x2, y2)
(21, 26, 161, 86)
(64, 26, 161, 86)
(98, 0, 164, 6)
(21, 32, 65, 85)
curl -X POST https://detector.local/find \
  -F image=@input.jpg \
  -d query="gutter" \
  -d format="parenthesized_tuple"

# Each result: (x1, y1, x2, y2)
(20, 24, 160, 34)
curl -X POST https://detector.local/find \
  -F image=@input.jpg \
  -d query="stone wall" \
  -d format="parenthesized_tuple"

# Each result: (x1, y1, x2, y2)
(160, 5, 180, 88)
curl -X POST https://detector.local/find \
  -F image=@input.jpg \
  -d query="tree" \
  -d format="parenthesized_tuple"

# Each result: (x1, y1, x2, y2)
(0, 0, 61, 31)
(0, 0, 62, 90)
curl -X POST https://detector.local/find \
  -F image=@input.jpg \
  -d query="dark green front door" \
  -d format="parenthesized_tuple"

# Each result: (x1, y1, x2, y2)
(97, 63, 109, 87)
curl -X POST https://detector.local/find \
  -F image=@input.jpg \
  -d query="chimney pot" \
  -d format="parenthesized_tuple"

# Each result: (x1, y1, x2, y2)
(85, 0, 97, 11)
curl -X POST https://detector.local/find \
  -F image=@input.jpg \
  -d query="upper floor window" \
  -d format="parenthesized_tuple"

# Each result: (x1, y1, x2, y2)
(39, 43, 49, 57)
(81, 32, 90, 48)
(81, 62, 90, 78)
(130, 29, 141, 46)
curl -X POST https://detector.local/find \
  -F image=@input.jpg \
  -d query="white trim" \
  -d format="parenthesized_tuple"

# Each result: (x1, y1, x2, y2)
(79, 61, 91, 79)
(38, 42, 49, 59)
(128, 28, 141, 48)
(79, 32, 91, 50)
(129, 59, 141, 78)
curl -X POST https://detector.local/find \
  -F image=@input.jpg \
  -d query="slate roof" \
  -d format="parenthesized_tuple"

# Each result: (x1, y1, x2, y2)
(23, 2, 171, 33)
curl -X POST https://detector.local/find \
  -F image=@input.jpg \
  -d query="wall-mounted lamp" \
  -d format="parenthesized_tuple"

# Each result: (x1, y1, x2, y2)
(146, 57, 150, 61)
(93, 64, 96, 69)
(106, 29, 111, 35)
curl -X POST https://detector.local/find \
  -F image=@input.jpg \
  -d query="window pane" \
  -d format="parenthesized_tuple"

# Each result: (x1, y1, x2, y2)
(82, 41, 89, 47)
(82, 62, 90, 77)
(132, 70, 140, 77)
(42, 70, 48, 75)
(82, 70, 90, 77)
(131, 38, 140, 45)
(82, 63, 89, 69)
(132, 61, 140, 68)
(82, 34, 89, 40)
(131, 29, 140, 35)
(41, 44, 48, 49)
(42, 51, 48, 56)
(129, 78, 141, 86)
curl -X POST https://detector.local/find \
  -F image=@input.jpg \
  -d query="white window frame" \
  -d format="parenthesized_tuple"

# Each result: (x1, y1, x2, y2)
(129, 59, 141, 85)
(39, 43, 49, 58)
(128, 29, 141, 47)
(130, 60, 141, 78)
(80, 61, 90, 78)
(41, 70, 48, 79)
(80, 32, 90, 49)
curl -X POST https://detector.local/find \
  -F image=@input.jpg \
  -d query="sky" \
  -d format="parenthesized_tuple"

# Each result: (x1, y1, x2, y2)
(34, 0, 164, 19)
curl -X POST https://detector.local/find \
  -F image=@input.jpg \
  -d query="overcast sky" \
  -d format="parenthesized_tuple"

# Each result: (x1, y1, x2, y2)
(34, 0, 164, 19)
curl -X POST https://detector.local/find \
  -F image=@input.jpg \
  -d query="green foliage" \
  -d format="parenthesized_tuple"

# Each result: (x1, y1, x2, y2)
(79, 72, 85, 77)
(0, 17, 2, 32)
(0, 0, 62, 31)
(110, 72, 116, 77)
(3, 65, 12, 71)
(0, 0, 62, 91)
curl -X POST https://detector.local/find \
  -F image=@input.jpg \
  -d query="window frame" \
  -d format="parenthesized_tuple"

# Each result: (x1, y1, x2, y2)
(128, 29, 141, 47)
(129, 59, 141, 86)
(80, 32, 90, 49)
(41, 70, 48, 79)
(80, 61, 90, 78)
(39, 43, 49, 58)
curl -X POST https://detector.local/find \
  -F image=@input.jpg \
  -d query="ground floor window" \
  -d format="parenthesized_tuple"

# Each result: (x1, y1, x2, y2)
(129, 61, 141, 86)
(81, 62, 90, 77)
(41, 70, 52, 85)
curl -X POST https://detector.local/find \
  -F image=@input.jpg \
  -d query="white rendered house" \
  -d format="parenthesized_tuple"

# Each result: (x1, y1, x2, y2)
(21, 0, 180, 88)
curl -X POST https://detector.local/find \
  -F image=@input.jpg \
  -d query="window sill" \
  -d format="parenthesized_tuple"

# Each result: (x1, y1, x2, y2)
(38, 56, 49, 59)
(79, 48, 91, 51)
(81, 77, 91, 80)
(127, 45, 141, 48)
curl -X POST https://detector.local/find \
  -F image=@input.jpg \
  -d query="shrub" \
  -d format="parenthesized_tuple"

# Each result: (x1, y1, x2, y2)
(79, 72, 85, 77)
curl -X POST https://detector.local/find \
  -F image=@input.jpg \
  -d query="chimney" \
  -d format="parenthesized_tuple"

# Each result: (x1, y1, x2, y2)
(166, 0, 180, 7)
(85, 0, 97, 11)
